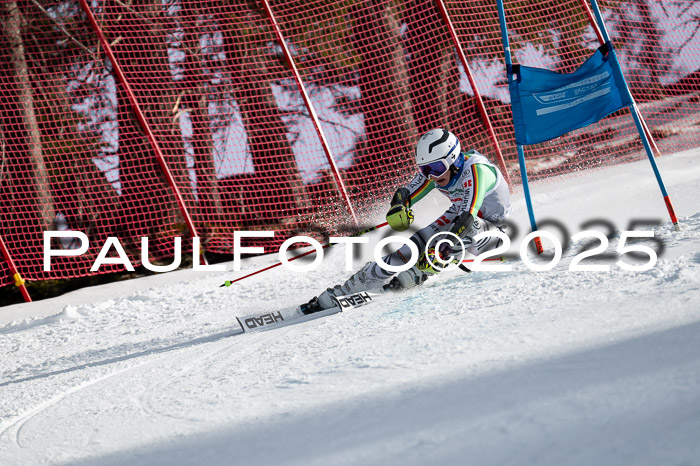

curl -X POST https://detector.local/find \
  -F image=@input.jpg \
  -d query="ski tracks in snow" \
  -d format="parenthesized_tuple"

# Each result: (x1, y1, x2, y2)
(0, 306, 326, 465)
(0, 311, 244, 461)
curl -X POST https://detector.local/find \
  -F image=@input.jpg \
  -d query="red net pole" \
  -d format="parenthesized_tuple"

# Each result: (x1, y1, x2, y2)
(579, 0, 606, 44)
(435, 0, 513, 190)
(578, 0, 660, 156)
(261, 0, 358, 226)
(0, 234, 31, 302)
(79, 0, 207, 264)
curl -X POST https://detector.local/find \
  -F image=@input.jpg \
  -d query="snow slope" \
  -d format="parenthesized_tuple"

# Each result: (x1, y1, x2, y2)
(1, 148, 699, 466)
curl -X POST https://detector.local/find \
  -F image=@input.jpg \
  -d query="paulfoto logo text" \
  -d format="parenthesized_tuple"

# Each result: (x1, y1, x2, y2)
(43, 227, 660, 275)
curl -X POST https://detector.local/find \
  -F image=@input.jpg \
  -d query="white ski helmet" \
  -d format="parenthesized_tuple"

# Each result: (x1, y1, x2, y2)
(415, 129, 462, 178)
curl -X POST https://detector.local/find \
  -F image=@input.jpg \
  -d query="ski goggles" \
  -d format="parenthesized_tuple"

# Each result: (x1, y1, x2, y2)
(419, 159, 451, 178)
(419, 153, 464, 179)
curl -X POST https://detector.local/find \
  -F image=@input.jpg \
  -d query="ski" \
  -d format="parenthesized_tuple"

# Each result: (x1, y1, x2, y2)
(332, 290, 383, 311)
(236, 304, 342, 333)
(237, 290, 385, 333)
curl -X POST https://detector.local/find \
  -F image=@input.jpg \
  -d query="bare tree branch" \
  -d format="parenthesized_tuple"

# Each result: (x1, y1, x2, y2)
(112, 0, 158, 27)
(678, 20, 700, 51)
(26, 0, 95, 58)
(681, 4, 695, 16)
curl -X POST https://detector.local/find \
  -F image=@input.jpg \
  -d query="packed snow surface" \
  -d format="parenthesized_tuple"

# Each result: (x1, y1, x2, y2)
(1, 148, 700, 465)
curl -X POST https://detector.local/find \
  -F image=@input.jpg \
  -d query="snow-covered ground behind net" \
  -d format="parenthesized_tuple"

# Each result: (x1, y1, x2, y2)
(1, 148, 700, 465)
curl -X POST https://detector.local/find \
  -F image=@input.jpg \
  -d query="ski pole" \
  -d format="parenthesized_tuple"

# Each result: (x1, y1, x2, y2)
(221, 222, 389, 287)
(459, 256, 505, 272)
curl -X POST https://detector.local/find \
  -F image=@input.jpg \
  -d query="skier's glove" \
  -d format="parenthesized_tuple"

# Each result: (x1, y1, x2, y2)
(449, 211, 476, 245)
(386, 187, 414, 232)
(417, 246, 459, 274)
(386, 205, 413, 232)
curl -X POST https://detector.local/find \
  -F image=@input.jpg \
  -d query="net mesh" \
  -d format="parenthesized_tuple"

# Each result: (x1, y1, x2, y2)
(1, 0, 698, 288)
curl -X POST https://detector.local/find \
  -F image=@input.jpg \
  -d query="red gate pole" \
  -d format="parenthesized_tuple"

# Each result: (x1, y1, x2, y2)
(0, 235, 31, 302)
(434, 0, 513, 190)
(261, 0, 359, 226)
(79, 0, 208, 265)
(578, 0, 660, 156)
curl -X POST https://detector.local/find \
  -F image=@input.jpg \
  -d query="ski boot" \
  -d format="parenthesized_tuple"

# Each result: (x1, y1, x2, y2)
(384, 265, 429, 291)
(300, 295, 324, 315)
(302, 262, 386, 314)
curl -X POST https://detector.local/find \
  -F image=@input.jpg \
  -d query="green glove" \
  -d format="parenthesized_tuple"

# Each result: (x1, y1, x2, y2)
(386, 204, 414, 231)
(386, 187, 414, 231)
(417, 247, 459, 274)
(449, 212, 475, 243)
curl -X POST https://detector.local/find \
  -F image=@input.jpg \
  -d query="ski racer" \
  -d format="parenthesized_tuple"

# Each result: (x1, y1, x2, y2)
(302, 128, 512, 314)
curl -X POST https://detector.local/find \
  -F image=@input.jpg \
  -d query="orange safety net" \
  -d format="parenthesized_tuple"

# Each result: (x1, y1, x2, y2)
(0, 0, 698, 289)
